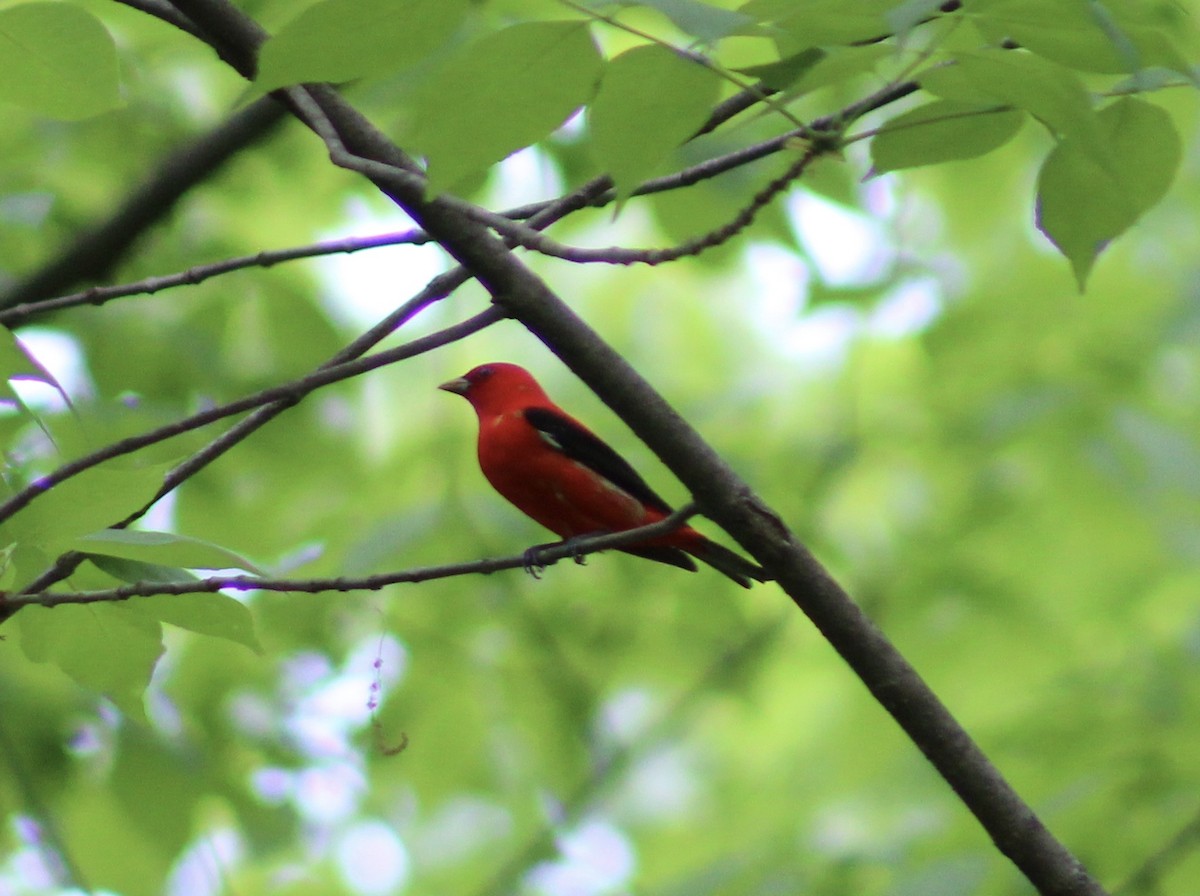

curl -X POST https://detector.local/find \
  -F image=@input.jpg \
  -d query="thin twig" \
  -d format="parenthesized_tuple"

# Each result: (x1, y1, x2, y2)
(500, 81, 920, 222)
(0, 96, 288, 309)
(470, 147, 819, 265)
(0, 309, 502, 530)
(2, 127, 799, 326)
(14, 133, 612, 601)
(0, 230, 432, 327)
(1113, 804, 1200, 895)
(30, 4, 1109, 893)
(558, 0, 804, 130)
(5, 506, 699, 609)
(298, 92, 822, 268)
(0, 68, 849, 329)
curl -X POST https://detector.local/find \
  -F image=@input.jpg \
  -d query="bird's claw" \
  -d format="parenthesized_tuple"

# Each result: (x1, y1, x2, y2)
(522, 546, 547, 579)
(521, 533, 609, 578)
(565, 531, 613, 565)
(563, 533, 603, 566)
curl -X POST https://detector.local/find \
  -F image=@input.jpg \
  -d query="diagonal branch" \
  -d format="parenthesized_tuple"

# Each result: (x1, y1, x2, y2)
(10, 142, 611, 601)
(0, 60, 895, 328)
(116, 0, 206, 39)
(98, 3, 1110, 894)
(316, 127, 820, 267)
(0, 95, 289, 309)
(0, 307, 501, 529)
(1113, 803, 1200, 895)
(0, 306, 501, 613)
(0, 125, 801, 327)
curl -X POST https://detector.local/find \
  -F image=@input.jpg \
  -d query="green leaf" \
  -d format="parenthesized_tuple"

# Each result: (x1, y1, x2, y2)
(88, 554, 200, 585)
(740, 0, 892, 45)
(0, 329, 71, 442)
(970, 0, 1195, 75)
(57, 784, 178, 896)
(870, 100, 1024, 172)
(132, 593, 262, 654)
(73, 529, 262, 574)
(617, 0, 757, 42)
(3, 462, 171, 551)
(731, 44, 886, 118)
(919, 49, 1100, 144)
(971, 0, 1130, 72)
(589, 45, 721, 201)
(0, 3, 121, 119)
(411, 21, 603, 193)
(16, 603, 163, 718)
(887, 0, 950, 36)
(73, 553, 262, 655)
(4, 541, 50, 597)
(784, 43, 892, 97)
(255, 0, 468, 92)
(1036, 97, 1181, 288)
(1112, 65, 1197, 94)
(736, 47, 826, 90)
(0, 328, 59, 385)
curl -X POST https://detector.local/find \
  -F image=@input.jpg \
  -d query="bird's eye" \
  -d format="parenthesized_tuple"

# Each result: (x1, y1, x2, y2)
(472, 365, 494, 381)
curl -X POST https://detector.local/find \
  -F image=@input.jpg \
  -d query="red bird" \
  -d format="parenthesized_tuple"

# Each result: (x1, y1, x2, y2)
(440, 363, 768, 588)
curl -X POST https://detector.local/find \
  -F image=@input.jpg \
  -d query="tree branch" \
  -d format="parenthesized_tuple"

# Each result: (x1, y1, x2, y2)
(0, 305, 500, 616)
(113, 0, 206, 40)
(11, 136, 613, 601)
(499, 79, 919, 222)
(317, 127, 820, 267)
(0, 229, 432, 327)
(0, 96, 289, 308)
(0, 55, 876, 328)
(0, 308, 503, 532)
(87, 3, 1110, 894)
(0, 125, 800, 328)
(5, 506, 700, 609)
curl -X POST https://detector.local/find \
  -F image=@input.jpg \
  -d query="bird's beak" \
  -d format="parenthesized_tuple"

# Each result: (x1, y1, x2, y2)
(438, 376, 469, 396)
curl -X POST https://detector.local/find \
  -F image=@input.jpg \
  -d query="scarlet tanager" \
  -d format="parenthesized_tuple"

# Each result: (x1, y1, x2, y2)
(440, 363, 769, 588)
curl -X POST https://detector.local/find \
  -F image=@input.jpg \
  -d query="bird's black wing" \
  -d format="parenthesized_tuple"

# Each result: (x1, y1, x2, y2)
(523, 407, 674, 515)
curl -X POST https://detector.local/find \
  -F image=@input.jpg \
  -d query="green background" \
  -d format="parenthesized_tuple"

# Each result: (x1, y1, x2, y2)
(1, 0, 1198, 894)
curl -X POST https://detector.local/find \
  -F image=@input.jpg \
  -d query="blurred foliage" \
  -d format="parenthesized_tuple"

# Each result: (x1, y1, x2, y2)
(0, 1, 1199, 895)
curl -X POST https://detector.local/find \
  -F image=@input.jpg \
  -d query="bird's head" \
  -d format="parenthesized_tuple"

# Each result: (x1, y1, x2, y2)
(439, 363, 552, 416)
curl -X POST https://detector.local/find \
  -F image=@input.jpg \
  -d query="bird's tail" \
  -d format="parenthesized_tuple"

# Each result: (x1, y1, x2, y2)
(686, 538, 771, 589)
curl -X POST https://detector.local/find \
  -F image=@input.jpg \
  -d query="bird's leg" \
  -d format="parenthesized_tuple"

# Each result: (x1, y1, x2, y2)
(521, 543, 553, 578)
(522, 531, 612, 577)
(562, 530, 613, 565)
